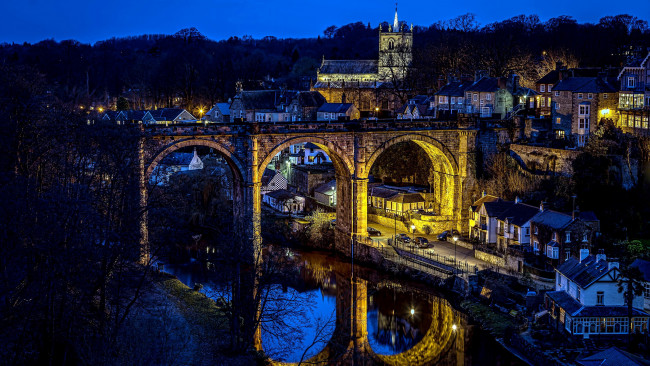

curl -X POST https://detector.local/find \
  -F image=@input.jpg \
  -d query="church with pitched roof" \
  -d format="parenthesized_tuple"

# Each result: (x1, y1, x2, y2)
(311, 6, 413, 116)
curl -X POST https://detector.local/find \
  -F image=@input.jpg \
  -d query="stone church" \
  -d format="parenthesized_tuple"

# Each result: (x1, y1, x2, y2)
(311, 8, 413, 117)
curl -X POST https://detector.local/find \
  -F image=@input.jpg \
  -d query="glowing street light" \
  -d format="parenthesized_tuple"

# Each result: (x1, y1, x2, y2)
(410, 308, 415, 316)
(452, 324, 457, 331)
(98, 107, 104, 113)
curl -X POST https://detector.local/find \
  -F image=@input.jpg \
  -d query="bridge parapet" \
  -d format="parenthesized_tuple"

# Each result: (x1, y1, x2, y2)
(142, 119, 461, 137)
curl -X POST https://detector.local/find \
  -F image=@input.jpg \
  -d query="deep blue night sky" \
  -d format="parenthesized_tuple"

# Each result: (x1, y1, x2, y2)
(1, 0, 648, 44)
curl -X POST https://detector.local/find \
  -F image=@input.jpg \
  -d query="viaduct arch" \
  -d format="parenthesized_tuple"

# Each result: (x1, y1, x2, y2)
(138, 122, 477, 262)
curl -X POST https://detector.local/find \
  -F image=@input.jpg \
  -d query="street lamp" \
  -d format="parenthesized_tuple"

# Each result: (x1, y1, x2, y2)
(452, 324, 457, 331)
(453, 235, 459, 275)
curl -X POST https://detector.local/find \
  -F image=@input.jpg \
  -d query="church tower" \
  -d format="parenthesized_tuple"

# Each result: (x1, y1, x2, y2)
(378, 3, 413, 81)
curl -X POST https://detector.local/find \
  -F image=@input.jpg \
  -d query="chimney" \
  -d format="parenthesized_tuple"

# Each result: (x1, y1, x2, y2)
(539, 201, 545, 212)
(555, 61, 564, 71)
(515, 196, 521, 204)
(596, 249, 606, 262)
(475, 70, 487, 82)
(498, 77, 507, 90)
(579, 247, 589, 262)
(482, 190, 487, 197)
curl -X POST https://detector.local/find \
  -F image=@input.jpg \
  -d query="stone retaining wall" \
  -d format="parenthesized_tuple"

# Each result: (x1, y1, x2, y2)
(509, 144, 580, 176)
(475, 249, 506, 267)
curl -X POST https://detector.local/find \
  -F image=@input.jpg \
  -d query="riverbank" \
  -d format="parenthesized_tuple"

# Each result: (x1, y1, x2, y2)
(153, 272, 257, 365)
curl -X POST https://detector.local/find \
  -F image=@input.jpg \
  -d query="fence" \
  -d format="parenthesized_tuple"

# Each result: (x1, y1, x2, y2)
(385, 237, 476, 276)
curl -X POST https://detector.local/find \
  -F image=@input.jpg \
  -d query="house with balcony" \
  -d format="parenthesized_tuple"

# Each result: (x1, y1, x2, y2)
(495, 199, 540, 252)
(546, 251, 649, 339)
(468, 194, 515, 245)
(617, 52, 650, 135)
(550, 76, 619, 146)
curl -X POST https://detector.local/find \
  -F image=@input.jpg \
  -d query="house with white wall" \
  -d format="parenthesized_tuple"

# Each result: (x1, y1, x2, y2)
(546, 251, 649, 339)
(495, 198, 540, 252)
(263, 189, 305, 214)
(260, 168, 288, 195)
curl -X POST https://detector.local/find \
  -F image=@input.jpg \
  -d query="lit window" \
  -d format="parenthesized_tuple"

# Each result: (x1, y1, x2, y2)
(541, 98, 546, 107)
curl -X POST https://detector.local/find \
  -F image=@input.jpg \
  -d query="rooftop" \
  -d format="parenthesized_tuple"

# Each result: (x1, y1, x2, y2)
(557, 255, 612, 288)
(319, 60, 378, 75)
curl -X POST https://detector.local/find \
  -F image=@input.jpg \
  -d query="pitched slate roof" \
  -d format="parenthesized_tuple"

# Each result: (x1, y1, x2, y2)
(312, 80, 392, 89)
(470, 194, 499, 211)
(497, 203, 541, 226)
(578, 347, 650, 366)
(546, 290, 583, 315)
(369, 186, 401, 199)
(318, 103, 355, 113)
(261, 168, 277, 186)
(466, 77, 500, 93)
(435, 81, 472, 96)
(387, 193, 425, 204)
(125, 110, 148, 121)
(215, 103, 230, 115)
(149, 108, 195, 121)
(553, 77, 618, 93)
(237, 90, 283, 110)
(556, 255, 611, 288)
(531, 209, 573, 229)
(293, 91, 326, 107)
(319, 60, 378, 74)
(314, 180, 336, 195)
(266, 189, 302, 201)
(537, 70, 561, 85)
(483, 199, 515, 217)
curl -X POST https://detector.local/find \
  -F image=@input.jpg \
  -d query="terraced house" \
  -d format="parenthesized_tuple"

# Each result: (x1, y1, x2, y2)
(617, 51, 650, 135)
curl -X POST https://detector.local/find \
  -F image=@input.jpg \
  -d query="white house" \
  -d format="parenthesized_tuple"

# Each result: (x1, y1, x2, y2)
(288, 143, 331, 165)
(260, 168, 288, 195)
(314, 180, 336, 206)
(546, 251, 649, 338)
(263, 189, 305, 214)
(494, 198, 540, 251)
(472, 196, 515, 245)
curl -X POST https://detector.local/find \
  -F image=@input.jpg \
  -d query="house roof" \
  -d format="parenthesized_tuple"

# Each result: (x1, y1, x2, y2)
(631, 259, 650, 282)
(497, 203, 541, 227)
(293, 91, 326, 107)
(314, 180, 336, 195)
(265, 189, 302, 201)
(470, 194, 499, 211)
(312, 80, 392, 89)
(125, 110, 148, 121)
(261, 168, 277, 186)
(318, 103, 355, 113)
(319, 60, 378, 74)
(149, 108, 194, 121)
(387, 193, 425, 204)
(482, 199, 515, 217)
(546, 290, 583, 315)
(303, 142, 322, 150)
(466, 77, 500, 93)
(537, 70, 561, 85)
(556, 255, 611, 288)
(578, 211, 599, 222)
(553, 77, 618, 93)
(369, 186, 401, 199)
(574, 306, 648, 318)
(236, 90, 287, 110)
(531, 209, 573, 229)
(214, 103, 230, 116)
(578, 347, 650, 366)
(435, 81, 472, 96)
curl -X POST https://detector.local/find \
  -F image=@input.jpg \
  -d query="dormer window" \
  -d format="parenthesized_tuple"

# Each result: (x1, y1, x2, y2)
(628, 77, 635, 88)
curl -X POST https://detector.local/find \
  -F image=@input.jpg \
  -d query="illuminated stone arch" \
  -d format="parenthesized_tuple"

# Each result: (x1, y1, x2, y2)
(363, 134, 459, 216)
(257, 136, 354, 178)
(146, 137, 245, 182)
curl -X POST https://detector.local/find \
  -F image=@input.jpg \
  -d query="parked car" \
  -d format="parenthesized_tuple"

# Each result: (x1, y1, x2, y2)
(437, 230, 460, 241)
(367, 227, 382, 236)
(414, 237, 430, 248)
(396, 233, 411, 243)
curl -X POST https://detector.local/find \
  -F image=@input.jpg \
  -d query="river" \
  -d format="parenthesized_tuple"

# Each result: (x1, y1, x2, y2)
(162, 248, 525, 365)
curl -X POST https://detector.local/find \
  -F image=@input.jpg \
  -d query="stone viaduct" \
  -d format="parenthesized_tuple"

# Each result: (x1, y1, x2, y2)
(138, 119, 478, 260)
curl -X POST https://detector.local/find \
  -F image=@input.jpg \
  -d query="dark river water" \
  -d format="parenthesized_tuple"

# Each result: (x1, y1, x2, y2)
(162, 248, 525, 365)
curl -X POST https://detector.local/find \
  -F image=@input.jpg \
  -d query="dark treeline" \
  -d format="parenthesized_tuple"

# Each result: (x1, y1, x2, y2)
(1, 14, 649, 114)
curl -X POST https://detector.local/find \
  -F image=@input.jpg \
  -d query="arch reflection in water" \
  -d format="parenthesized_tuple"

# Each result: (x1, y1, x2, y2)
(367, 288, 433, 356)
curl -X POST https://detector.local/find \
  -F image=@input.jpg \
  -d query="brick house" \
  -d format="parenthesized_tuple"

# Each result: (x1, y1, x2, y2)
(463, 73, 538, 119)
(551, 76, 619, 146)
(495, 199, 540, 252)
(529, 204, 600, 266)
(432, 81, 472, 119)
(288, 91, 327, 121)
(203, 103, 230, 122)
